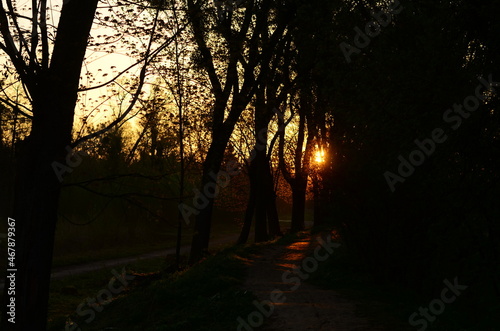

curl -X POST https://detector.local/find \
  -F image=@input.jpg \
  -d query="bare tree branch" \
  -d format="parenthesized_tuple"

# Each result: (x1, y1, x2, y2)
(78, 24, 186, 92)
(5, 0, 30, 56)
(0, 96, 33, 119)
(30, 0, 39, 66)
(0, 2, 33, 89)
(71, 19, 187, 148)
(40, 0, 49, 68)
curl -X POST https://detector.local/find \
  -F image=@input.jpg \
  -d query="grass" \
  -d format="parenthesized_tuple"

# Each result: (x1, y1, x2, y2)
(51, 241, 177, 268)
(47, 243, 257, 331)
(47, 256, 168, 329)
(0, 214, 292, 273)
(4, 219, 305, 330)
(43, 226, 448, 330)
(50, 213, 241, 268)
(46, 230, 304, 331)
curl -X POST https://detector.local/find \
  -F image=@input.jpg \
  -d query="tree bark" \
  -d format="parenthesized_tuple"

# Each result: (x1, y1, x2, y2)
(290, 176, 307, 232)
(253, 90, 272, 242)
(189, 140, 226, 262)
(254, 148, 269, 242)
(279, 108, 308, 233)
(5, 115, 62, 329)
(266, 163, 282, 237)
(313, 175, 323, 227)
(237, 165, 257, 244)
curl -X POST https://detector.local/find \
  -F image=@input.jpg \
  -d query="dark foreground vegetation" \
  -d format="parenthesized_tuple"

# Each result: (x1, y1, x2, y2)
(44, 230, 498, 330)
(46, 245, 256, 331)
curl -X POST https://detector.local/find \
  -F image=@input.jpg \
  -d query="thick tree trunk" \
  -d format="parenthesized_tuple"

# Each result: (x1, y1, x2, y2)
(189, 156, 222, 262)
(265, 161, 281, 237)
(1, 1, 98, 329)
(237, 167, 256, 244)
(3, 85, 83, 331)
(4, 131, 63, 329)
(254, 148, 268, 242)
(189, 128, 233, 263)
(240, 149, 281, 243)
(290, 177, 307, 232)
(313, 178, 323, 227)
(279, 108, 310, 234)
(253, 96, 268, 242)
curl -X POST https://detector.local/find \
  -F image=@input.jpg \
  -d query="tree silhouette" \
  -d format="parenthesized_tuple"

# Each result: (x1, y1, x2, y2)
(0, 0, 174, 328)
(185, 0, 290, 262)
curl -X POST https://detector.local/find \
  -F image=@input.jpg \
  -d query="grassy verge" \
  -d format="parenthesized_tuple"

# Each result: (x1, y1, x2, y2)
(51, 241, 179, 268)
(47, 256, 167, 329)
(47, 244, 256, 331)
(50, 216, 241, 268)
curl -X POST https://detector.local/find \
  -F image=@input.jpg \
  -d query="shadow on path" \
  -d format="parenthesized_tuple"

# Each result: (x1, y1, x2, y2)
(241, 233, 413, 331)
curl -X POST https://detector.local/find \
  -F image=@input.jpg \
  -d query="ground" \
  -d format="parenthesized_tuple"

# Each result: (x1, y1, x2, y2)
(0, 234, 239, 291)
(241, 234, 414, 331)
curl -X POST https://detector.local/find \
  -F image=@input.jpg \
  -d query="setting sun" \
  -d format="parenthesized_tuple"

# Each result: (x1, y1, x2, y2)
(314, 148, 326, 163)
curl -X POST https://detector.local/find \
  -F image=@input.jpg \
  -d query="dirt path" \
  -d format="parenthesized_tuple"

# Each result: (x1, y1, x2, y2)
(241, 234, 412, 331)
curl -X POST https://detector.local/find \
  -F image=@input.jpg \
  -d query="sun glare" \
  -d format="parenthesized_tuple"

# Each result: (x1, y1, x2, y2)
(314, 148, 325, 164)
